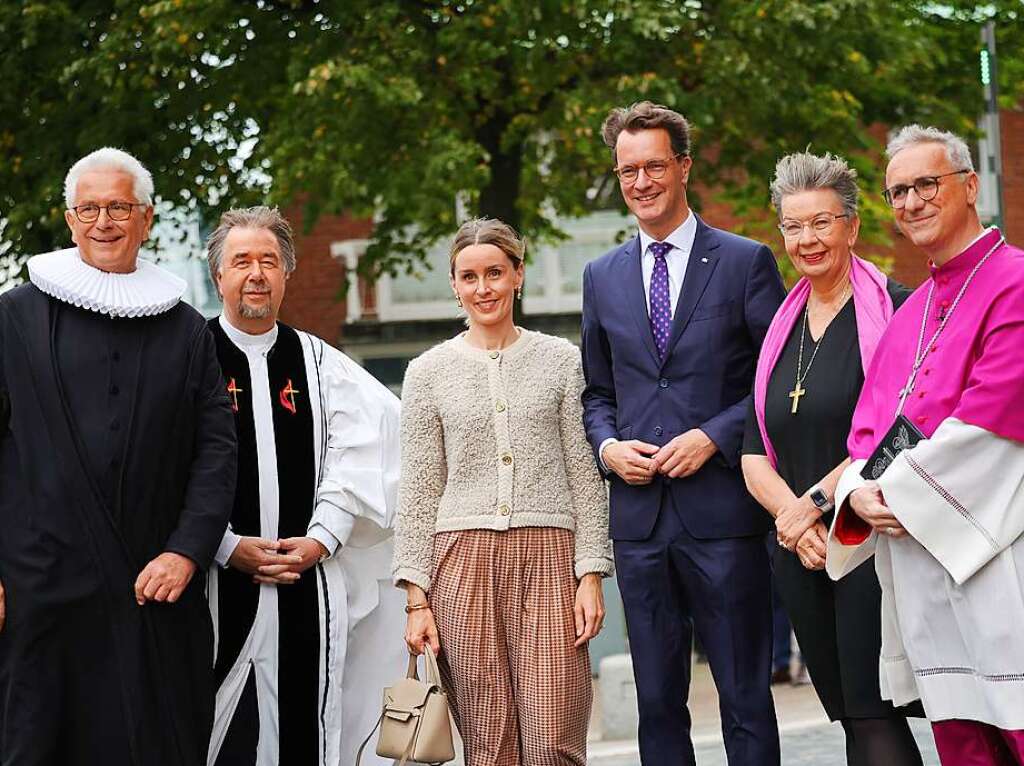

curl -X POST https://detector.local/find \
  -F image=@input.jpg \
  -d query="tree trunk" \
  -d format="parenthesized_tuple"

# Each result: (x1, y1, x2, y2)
(476, 113, 525, 323)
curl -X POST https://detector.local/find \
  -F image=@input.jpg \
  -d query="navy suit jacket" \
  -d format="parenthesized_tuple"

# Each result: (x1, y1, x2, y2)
(581, 216, 786, 541)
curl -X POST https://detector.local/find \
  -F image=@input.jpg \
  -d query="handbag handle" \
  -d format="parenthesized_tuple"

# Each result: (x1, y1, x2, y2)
(407, 645, 444, 688)
(355, 647, 448, 766)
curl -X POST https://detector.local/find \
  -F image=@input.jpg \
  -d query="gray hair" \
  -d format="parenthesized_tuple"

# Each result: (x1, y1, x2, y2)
(205, 206, 297, 283)
(64, 147, 154, 208)
(886, 124, 974, 172)
(770, 151, 859, 218)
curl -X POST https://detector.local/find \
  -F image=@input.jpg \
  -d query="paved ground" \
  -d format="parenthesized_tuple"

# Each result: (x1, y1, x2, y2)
(591, 718, 939, 766)
(446, 660, 939, 765)
(588, 662, 939, 765)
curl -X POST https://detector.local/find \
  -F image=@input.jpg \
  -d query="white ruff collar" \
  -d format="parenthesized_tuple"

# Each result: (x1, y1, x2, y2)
(27, 247, 187, 318)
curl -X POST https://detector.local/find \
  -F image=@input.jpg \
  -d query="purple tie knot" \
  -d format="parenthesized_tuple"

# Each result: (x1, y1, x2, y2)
(650, 241, 672, 260)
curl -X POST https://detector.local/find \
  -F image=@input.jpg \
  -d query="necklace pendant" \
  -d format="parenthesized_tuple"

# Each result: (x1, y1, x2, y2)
(789, 382, 807, 414)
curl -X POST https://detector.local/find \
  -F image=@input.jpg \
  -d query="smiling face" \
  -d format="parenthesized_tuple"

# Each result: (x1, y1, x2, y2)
(778, 189, 858, 284)
(64, 168, 153, 273)
(215, 226, 289, 332)
(449, 243, 523, 330)
(614, 128, 692, 240)
(885, 142, 978, 258)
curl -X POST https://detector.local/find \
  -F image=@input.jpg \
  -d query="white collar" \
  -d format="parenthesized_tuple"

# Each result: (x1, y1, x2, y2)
(961, 226, 997, 253)
(27, 247, 186, 318)
(219, 313, 279, 354)
(638, 211, 697, 258)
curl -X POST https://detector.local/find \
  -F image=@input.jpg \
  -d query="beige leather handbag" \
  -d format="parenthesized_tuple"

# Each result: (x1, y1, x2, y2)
(355, 645, 455, 766)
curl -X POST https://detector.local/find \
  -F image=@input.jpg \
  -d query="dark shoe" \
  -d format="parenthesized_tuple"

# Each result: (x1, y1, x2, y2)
(771, 668, 792, 685)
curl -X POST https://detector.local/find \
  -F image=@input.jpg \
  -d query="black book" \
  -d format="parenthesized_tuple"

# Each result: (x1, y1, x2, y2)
(861, 414, 925, 480)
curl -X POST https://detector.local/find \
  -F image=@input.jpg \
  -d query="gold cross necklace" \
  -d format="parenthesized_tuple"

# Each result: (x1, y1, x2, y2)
(789, 283, 851, 414)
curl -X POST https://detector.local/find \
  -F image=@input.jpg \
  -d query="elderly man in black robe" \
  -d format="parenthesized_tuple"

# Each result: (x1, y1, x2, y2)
(0, 147, 236, 765)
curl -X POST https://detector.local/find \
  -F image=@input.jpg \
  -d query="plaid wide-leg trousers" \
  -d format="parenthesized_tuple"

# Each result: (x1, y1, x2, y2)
(429, 527, 591, 766)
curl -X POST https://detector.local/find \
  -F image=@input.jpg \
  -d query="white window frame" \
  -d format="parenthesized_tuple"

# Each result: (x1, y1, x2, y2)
(329, 239, 371, 323)
(357, 210, 632, 322)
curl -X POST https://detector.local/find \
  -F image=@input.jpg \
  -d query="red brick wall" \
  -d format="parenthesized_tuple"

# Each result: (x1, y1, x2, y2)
(1002, 109, 1024, 248)
(277, 206, 372, 345)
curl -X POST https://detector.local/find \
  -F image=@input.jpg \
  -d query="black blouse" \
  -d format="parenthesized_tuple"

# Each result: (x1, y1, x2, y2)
(743, 279, 911, 495)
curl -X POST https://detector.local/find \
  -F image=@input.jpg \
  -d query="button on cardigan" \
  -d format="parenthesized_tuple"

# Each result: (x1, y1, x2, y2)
(392, 329, 613, 592)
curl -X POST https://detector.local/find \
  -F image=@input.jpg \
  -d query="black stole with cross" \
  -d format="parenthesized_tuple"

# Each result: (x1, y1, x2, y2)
(209, 319, 320, 765)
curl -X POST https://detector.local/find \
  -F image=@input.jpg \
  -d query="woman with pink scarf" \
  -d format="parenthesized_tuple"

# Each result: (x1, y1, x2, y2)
(740, 152, 923, 765)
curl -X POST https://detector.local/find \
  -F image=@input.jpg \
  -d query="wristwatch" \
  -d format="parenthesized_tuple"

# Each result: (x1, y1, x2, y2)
(808, 485, 834, 512)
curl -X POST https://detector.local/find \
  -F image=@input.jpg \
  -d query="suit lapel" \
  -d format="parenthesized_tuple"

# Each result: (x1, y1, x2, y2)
(620, 236, 661, 367)
(663, 217, 721, 367)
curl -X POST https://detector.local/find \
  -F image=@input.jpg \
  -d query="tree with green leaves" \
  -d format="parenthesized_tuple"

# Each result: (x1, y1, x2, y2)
(2, 0, 1021, 282)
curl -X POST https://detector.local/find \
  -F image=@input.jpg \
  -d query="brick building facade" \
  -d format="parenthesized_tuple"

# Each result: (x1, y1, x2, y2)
(277, 113, 1022, 391)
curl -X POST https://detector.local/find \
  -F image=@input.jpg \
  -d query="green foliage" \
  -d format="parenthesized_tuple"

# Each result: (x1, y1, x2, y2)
(2, 0, 1021, 282)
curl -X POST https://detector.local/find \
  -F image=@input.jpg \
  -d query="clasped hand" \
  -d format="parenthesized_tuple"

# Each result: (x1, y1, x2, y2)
(229, 536, 328, 585)
(775, 495, 821, 550)
(794, 522, 828, 571)
(605, 429, 716, 485)
(850, 482, 908, 538)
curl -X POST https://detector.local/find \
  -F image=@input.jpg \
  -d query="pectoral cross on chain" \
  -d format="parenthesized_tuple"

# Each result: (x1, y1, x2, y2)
(788, 382, 806, 414)
(897, 372, 917, 415)
(227, 378, 243, 412)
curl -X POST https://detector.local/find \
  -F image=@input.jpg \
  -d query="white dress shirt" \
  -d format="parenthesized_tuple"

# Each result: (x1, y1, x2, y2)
(639, 211, 697, 319)
(599, 212, 698, 469)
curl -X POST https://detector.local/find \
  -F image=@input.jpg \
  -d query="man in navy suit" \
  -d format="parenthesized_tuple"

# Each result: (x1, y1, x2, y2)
(581, 102, 785, 765)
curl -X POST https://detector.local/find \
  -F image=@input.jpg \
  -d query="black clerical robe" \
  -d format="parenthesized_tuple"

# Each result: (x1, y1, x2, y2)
(0, 284, 236, 766)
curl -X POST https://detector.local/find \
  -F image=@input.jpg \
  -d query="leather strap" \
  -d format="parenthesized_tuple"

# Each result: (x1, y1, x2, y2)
(353, 712, 384, 766)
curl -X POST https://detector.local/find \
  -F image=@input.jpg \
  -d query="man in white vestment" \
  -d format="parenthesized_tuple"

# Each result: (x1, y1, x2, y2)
(827, 125, 1024, 764)
(203, 206, 406, 766)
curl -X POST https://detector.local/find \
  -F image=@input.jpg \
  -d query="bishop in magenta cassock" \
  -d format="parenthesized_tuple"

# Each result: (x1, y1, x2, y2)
(827, 126, 1024, 764)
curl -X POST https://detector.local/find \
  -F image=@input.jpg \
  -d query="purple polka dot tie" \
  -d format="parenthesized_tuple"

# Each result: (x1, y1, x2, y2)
(649, 242, 673, 359)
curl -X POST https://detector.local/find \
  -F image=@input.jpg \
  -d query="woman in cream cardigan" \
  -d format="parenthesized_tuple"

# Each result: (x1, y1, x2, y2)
(393, 217, 613, 766)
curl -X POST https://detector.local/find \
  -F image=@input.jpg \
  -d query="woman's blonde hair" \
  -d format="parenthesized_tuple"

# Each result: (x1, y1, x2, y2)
(448, 217, 525, 275)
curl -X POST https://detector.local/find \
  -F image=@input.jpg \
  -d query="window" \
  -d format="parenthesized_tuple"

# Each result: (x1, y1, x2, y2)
(373, 211, 632, 321)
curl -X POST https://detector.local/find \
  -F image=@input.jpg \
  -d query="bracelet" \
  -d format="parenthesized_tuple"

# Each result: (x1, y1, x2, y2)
(404, 602, 430, 614)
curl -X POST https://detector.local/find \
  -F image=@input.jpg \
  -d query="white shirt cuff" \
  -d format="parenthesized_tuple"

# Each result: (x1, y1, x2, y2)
(307, 523, 342, 559)
(598, 438, 619, 473)
(214, 530, 242, 568)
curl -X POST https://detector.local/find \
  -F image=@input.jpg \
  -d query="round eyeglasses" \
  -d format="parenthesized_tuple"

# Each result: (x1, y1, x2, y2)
(613, 154, 683, 184)
(778, 212, 849, 239)
(882, 170, 970, 209)
(70, 201, 148, 223)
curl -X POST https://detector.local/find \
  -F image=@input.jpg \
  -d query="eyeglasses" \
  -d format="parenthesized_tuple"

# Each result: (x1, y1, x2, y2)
(70, 201, 148, 223)
(882, 170, 970, 209)
(778, 212, 849, 239)
(613, 154, 683, 184)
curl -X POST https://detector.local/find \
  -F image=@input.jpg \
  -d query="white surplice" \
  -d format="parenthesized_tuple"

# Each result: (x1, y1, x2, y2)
(208, 318, 406, 765)
(829, 417, 1024, 728)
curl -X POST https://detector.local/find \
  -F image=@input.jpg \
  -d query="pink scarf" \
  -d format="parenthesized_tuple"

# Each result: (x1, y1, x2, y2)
(753, 255, 893, 469)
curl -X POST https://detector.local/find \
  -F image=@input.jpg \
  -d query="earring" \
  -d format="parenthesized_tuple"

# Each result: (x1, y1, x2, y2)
(455, 294, 463, 308)
(516, 286, 523, 300)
